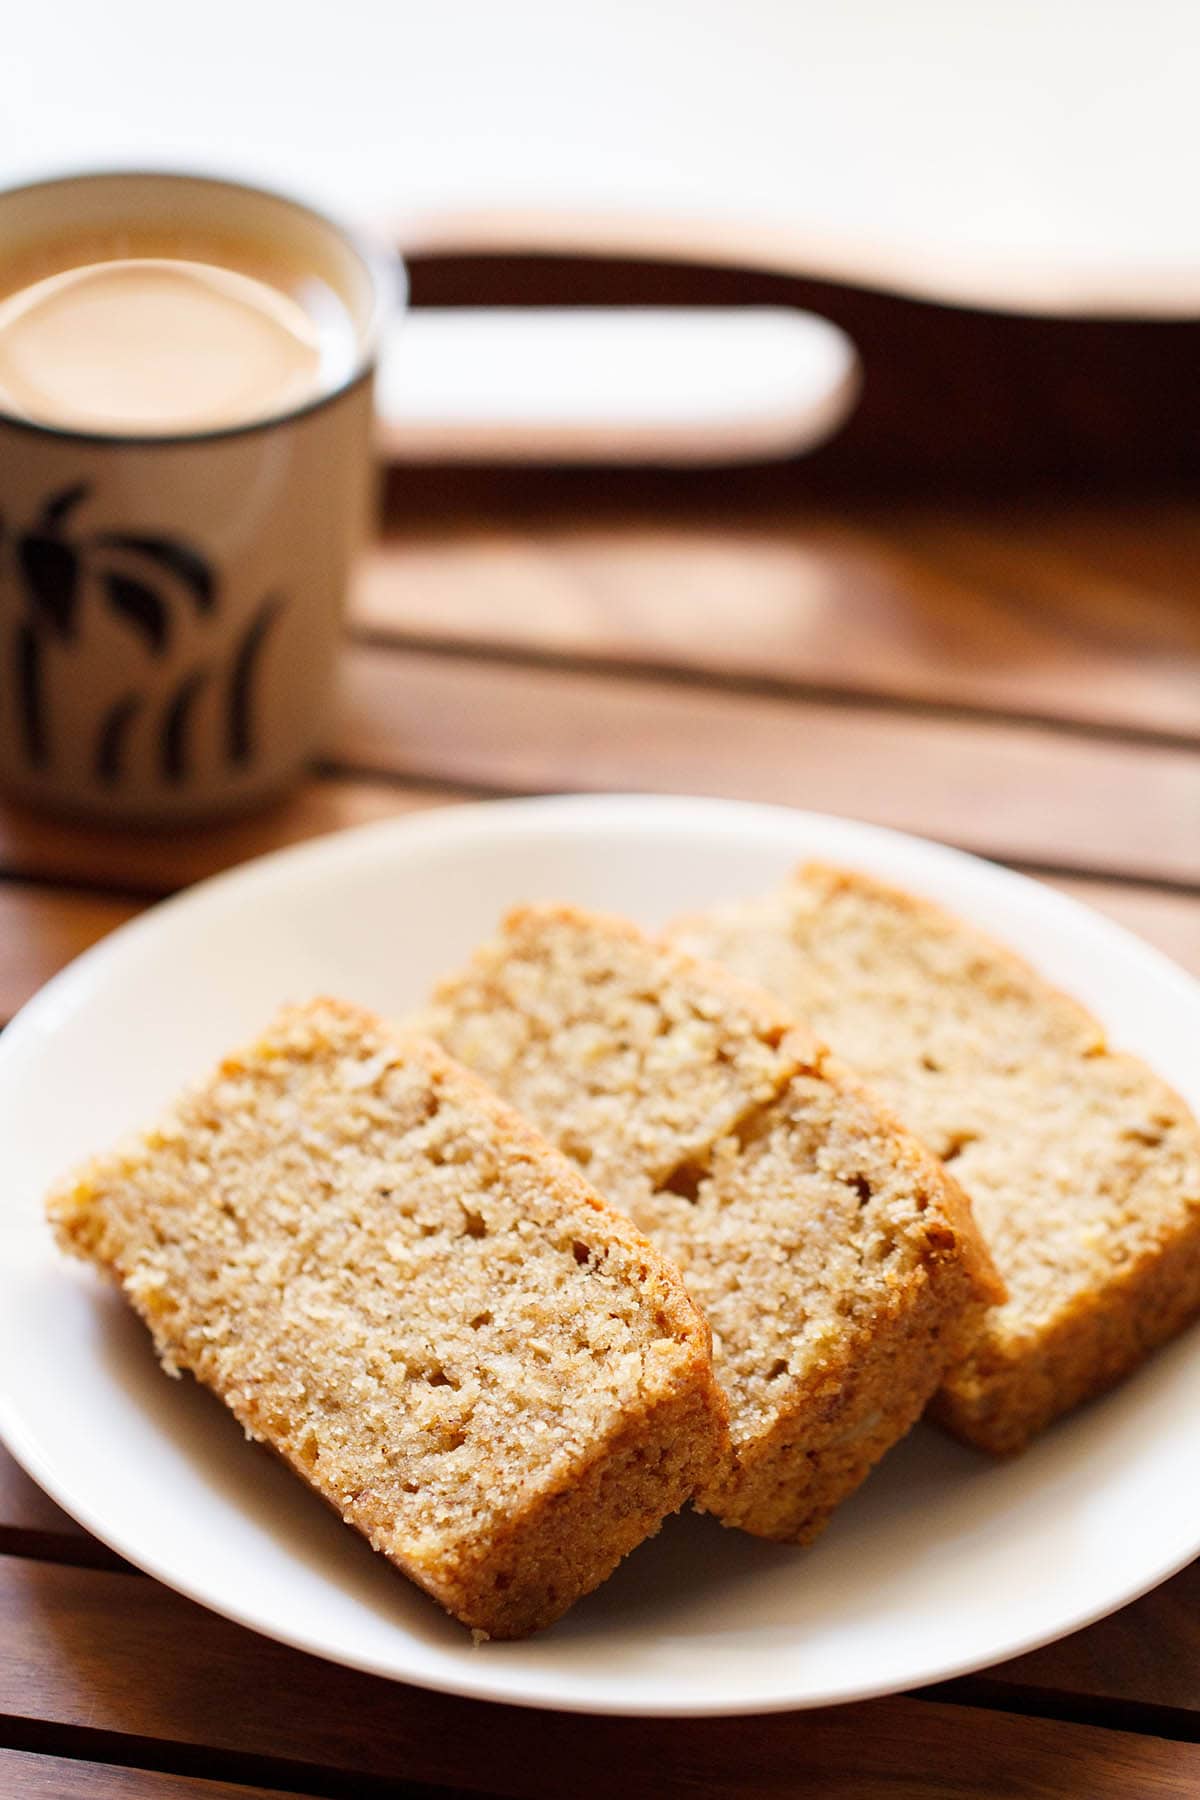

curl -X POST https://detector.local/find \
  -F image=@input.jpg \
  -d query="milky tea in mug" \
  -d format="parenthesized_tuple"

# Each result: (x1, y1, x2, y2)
(0, 232, 359, 436)
(0, 173, 391, 821)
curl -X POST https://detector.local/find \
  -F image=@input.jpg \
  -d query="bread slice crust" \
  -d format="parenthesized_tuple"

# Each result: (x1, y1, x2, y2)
(48, 999, 728, 1637)
(671, 864, 1200, 1454)
(427, 904, 1000, 1539)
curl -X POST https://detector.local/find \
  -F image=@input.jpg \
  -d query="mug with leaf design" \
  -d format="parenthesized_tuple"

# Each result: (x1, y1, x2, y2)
(0, 171, 392, 821)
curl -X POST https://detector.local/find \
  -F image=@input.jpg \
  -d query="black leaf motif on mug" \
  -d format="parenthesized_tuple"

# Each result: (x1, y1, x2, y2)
(228, 593, 284, 766)
(14, 623, 49, 768)
(18, 535, 80, 639)
(92, 533, 216, 614)
(93, 694, 144, 787)
(102, 572, 170, 655)
(160, 665, 211, 784)
(39, 483, 91, 529)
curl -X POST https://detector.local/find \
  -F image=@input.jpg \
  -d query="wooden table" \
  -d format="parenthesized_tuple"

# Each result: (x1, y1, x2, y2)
(3, 473, 1200, 1798)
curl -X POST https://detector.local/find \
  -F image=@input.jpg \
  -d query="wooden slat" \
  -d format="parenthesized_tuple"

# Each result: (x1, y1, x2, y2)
(1, 1415, 1198, 1722)
(4, 1400, 1198, 1715)
(883, 505, 1200, 690)
(338, 644, 1200, 883)
(984, 1557, 1200, 1718)
(0, 1449, 81, 1544)
(3, 1556, 1199, 1800)
(0, 883, 141, 1020)
(0, 1747, 304, 1799)
(979, 502, 1200, 613)
(0, 780, 450, 896)
(0, 1451, 127, 1572)
(4, 1427, 1199, 1727)
(354, 500, 1200, 739)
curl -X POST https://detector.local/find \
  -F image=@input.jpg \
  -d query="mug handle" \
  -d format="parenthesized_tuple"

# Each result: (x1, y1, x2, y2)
(374, 306, 860, 465)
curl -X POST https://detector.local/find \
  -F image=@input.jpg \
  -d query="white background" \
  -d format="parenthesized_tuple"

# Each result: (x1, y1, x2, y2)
(4, 1, 1199, 314)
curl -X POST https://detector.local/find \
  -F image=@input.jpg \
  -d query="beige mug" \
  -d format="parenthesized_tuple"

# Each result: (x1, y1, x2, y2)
(0, 170, 393, 823)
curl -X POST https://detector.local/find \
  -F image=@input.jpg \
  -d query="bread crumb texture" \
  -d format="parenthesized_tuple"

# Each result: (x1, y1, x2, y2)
(427, 904, 999, 1540)
(48, 1000, 726, 1637)
(670, 863, 1200, 1453)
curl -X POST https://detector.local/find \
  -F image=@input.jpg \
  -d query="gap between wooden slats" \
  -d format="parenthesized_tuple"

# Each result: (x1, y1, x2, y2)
(353, 500, 1200, 742)
(334, 647, 1200, 885)
(2, 1556, 1200, 1799)
(4, 1436, 1200, 1733)
(0, 1744, 310, 1799)
(0, 783, 449, 900)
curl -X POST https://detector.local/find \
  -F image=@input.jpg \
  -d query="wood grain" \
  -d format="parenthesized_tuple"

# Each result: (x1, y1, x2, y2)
(0, 883, 141, 1020)
(355, 500, 1200, 740)
(5, 480, 1200, 1794)
(986, 1556, 1200, 1719)
(0, 1449, 81, 1544)
(3, 1556, 1199, 1800)
(0, 1452, 127, 1572)
(337, 644, 1200, 883)
(0, 1748, 304, 1800)
(2, 1418, 1198, 1732)
(0, 781, 448, 896)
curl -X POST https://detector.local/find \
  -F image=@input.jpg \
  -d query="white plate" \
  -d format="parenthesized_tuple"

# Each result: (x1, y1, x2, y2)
(2, 794, 1199, 1717)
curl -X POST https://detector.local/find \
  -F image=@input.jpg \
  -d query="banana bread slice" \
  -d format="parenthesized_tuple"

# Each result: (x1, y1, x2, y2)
(48, 999, 727, 1638)
(670, 863, 1200, 1454)
(426, 906, 1001, 1541)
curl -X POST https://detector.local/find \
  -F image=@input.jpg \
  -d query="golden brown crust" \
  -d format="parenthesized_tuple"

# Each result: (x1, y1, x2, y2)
(428, 906, 1002, 1543)
(793, 862, 1104, 1049)
(930, 1197, 1200, 1454)
(421, 1369, 725, 1637)
(671, 863, 1200, 1456)
(700, 1254, 984, 1540)
(49, 998, 728, 1637)
(694, 1053, 999, 1538)
(801, 870, 1200, 1451)
(818, 1051, 1005, 1312)
(500, 896, 827, 1058)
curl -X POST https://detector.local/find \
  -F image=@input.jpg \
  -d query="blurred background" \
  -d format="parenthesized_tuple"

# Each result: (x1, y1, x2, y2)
(6, 0, 1200, 485)
(4, 15, 1200, 1787)
(1, 0, 1198, 994)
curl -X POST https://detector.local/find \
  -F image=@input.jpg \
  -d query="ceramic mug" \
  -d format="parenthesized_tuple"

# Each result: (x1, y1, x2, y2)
(0, 170, 394, 823)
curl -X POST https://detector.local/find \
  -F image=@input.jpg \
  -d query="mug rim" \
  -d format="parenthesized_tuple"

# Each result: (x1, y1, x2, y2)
(0, 166, 403, 449)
